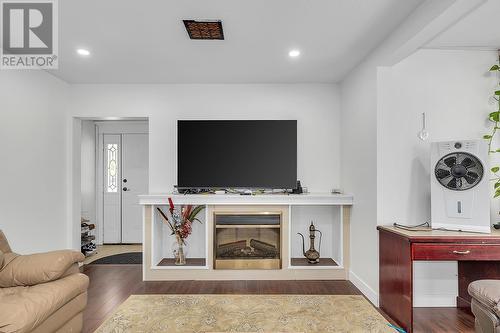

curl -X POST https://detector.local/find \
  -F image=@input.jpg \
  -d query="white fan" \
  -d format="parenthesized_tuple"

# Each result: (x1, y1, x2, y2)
(431, 140, 490, 233)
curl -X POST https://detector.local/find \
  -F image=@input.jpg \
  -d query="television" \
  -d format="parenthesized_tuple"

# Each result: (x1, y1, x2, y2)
(177, 120, 297, 189)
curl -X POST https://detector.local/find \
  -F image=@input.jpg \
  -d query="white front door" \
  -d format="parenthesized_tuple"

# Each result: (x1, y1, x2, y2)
(121, 134, 148, 243)
(102, 133, 148, 244)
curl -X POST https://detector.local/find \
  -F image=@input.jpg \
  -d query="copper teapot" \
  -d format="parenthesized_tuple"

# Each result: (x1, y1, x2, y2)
(297, 221, 322, 264)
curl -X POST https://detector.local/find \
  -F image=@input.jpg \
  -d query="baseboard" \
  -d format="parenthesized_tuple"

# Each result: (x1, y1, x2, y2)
(413, 294, 457, 307)
(457, 296, 472, 310)
(349, 270, 379, 307)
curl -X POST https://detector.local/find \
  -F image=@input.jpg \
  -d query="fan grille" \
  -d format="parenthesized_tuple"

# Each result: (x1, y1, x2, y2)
(434, 152, 483, 191)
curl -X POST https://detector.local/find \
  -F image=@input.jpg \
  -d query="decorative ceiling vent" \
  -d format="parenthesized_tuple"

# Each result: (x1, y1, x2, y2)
(183, 20, 224, 40)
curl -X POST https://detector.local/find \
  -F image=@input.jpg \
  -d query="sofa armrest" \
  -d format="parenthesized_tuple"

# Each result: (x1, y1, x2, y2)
(0, 250, 84, 287)
(60, 262, 81, 279)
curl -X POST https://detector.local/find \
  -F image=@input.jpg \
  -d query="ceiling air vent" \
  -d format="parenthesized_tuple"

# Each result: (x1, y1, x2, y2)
(183, 20, 224, 40)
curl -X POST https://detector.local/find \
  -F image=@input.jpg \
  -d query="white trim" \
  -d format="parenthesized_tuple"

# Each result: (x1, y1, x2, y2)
(288, 265, 344, 270)
(339, 206, 344, 267)
(151, 205, 155, 268)
(205, 206, 210, 268)
(94, 120, 148, 134)
(349, 270, 379, 307)
(413, 294, 457, 307)
(93, 123, 101, 245)
(288, 204, 292, 268)
(142, 206, 147, 281)
(139, 193, 354, 206)
(96, 129, 104, 245)
(151, 265, 210, 270)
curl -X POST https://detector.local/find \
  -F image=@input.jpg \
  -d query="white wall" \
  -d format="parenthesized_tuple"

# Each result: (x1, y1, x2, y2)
(0, 70, 69, 253)
(69, 84, 342, 194)
(0, 80, 340, 252)
(340, 63, 380, 304)
(81, 120, 96, 230)
(338, 1, 478, 306)
(378, 49, 498, 306)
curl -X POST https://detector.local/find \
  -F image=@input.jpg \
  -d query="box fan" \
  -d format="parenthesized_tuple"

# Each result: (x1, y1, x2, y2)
(431, 140, 490, 233)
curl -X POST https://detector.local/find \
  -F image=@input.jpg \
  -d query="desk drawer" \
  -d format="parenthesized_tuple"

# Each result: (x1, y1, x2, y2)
(412, 244, 500, 260)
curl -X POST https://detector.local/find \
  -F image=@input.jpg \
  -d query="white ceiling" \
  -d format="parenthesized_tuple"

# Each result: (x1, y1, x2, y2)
(49, 0, 423, 84)
(426, 0, 500, 50)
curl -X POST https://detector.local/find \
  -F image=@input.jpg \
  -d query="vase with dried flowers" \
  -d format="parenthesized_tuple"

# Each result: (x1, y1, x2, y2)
(157, 198, 205, 265)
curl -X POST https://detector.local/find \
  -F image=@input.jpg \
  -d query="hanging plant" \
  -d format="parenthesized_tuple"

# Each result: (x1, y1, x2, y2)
(485, 63, 500, 197)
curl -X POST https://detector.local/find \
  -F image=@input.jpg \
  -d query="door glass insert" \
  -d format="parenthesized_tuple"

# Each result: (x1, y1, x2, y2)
(106, 143, 118, 192)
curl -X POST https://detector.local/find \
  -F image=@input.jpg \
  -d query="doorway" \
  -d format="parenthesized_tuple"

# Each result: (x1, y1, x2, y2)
(96, 121, 149, 245)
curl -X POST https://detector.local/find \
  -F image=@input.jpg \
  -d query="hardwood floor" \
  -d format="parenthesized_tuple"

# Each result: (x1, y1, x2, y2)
(414, 308, 474, 333)
(83, 244, 142, 265)
(82, 264, 475, 333)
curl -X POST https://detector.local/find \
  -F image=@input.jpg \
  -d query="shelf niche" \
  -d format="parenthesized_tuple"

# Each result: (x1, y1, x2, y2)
(289, 205, 342, 268)
(152, 205, 208, 268)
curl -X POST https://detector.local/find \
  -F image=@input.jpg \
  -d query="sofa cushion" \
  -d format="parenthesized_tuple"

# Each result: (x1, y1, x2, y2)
(0, 253, 18, 270)
(30, 292, 87, 333)
(0, 250, 3, 269)
(0, 250, 84, 288)
(0, 231, 11, 254)
(0, 273, 89, 333)
(469, 280, 500, 313)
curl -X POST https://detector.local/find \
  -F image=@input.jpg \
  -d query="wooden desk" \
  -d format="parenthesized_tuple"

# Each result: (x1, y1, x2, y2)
(378, 226, 500, 333)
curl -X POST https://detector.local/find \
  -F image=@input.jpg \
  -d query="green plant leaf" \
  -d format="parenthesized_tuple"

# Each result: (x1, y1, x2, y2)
(490, 112, 500, 122)
(495, 191, 500, 198)
(495, 182, 500, 189)
(491, 65, 500, 71)
(188, 205, 205, 222)
(492, 167, 500, 173)
(495, 90, 500, 96)
(484, 135, 493, 139)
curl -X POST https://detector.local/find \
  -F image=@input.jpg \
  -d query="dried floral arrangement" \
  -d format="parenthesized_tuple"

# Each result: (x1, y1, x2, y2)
(157, 198, 205, 243)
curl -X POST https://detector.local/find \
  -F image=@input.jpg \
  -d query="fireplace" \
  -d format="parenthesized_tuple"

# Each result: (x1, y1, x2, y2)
(214, 212, 281, 269)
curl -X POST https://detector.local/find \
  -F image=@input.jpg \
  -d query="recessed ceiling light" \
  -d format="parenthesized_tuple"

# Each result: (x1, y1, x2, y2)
(289, 49, 300, 58)
(76, 48, 90, 56)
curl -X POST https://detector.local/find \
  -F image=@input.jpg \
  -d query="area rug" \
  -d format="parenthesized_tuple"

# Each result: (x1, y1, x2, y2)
(95, 294, 393, 333)
(90, 252, 142, 264)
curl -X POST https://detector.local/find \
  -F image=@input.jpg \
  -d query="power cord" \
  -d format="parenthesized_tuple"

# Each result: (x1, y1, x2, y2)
(393, 221, 431, 231)
(393, 221, 488, 234)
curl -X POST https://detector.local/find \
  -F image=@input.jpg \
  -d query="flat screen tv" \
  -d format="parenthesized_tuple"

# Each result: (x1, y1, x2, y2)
(177, 120, 297, 189)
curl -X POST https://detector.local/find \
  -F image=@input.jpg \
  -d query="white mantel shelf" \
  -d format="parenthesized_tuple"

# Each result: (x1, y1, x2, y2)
(138, 193, 353, 206)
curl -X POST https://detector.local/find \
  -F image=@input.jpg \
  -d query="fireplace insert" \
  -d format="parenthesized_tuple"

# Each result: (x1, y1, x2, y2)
(214, 212, 281, 269)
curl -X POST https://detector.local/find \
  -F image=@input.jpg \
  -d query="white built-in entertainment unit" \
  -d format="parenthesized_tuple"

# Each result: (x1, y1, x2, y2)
(140, 193, 353, 280)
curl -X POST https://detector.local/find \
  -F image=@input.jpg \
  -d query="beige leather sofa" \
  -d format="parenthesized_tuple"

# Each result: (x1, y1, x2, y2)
(469, 280, 500, 333)
(0, 230, 89, 333)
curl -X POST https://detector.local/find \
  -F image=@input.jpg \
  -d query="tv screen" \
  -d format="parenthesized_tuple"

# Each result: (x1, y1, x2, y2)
(177, 120, 297, 189)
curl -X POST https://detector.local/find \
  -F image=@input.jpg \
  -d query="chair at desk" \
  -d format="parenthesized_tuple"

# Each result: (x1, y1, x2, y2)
(469, 280, 500, 333)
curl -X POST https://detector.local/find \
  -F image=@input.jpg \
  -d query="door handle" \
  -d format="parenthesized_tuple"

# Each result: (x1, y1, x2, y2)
(123, 187, 130, 191)
(452, 250, 470, 255)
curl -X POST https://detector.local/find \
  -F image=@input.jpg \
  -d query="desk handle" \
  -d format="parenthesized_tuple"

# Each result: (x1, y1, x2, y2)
(452, 250, 471, 255)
